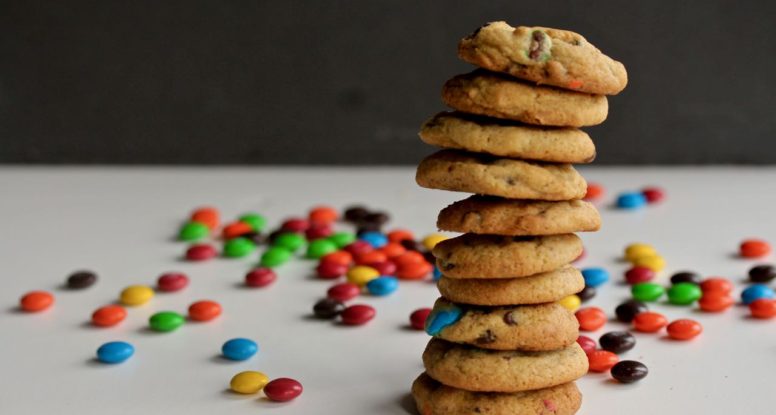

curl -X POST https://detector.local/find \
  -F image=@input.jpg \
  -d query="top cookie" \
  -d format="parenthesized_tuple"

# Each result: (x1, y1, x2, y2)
(459, 21, 628, 95)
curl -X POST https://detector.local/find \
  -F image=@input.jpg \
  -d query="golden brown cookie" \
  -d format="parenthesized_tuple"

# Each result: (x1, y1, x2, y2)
(412, 373, 582, 415)
(416, 150, 587, 201)
(437, 195, 600, 236)
(437, 265, 585, 306)
(433, 233, 583, 279)
(459, 21, 627, 95)
(442, 70, 608, 127)
(425, 298, 578, 351)
(423, 339, 588, 392)
(419, 112, 596, 163)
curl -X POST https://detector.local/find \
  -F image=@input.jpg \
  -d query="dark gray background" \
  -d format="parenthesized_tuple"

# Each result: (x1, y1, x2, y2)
(1, 1, 774, 165)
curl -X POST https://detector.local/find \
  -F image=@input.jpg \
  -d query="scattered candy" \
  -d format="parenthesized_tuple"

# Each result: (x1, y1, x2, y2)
(230, 371, 270, 394)
(222, 338, 258, 361)
(343, 206, 369, 223)
(700, 277, 733, 295)
(355, 250, 388, 265)
(670, 271, 702, 286)
(616, 192, 647, 209)
(340, 304, 376, 325)
(157, 272, 189, 292)
(191, 207, 219, 230)
(366, 276, 399, 296)
(631, 282, 665, 302)
(19, 291, 54, 312)
(263, 378, 303, 402)
(281, 218, 309, 233)
(558, 294, 581, 312)
(316, 261, 348, 279)
(576, 285, 597, 302)
(92, 305, 127, 327)
(96, 341, 134, 364)
(239, 213, 267, 232)
(119, 285, 154, 306)
(328, 232, 357, 248)
(740, 239, 771, 258)
(223, 237, 256, 258)
(309, 205, 338, 224)
(667, 282, 702, 305)
(359, 231, 388, 248)
(223, 222, 254, 239)
(327, 283, 360, 302)
(346, 266, 380, 287)
(667, 319, 702, 340)
(422, 234, 448, 251)
(698, 292, 734, 312)
(581, 268, 609, 288)
(306, 239, 338, 259)
(188, 300, 222, 322)
(624, 243, 656, 263)
(575, 307, 607, 331)
(321, 250, 353, 266)
(587, 350, 619, 373)
(273, 233, 306, 252)
(260, 246, 292, 267)
(387, 229, 415, 244)
(749, 298, 776, 319)
(66, 270, 98, 289)
(748, 264, 776, 283)
(576, 335, 597, 354)
(410, 308, 432, 330)
(186, 244, 217, 261)
(149, 311, 185, 332)
(369, 261, 397, 276)
(313, 298, 346, 319)
(642, 187, 665, 203)
(741, 284, 775, 305)
(615, 300, 648, 323)
(624, 266, 655, 285)
(179, 221, 209, 241)
(631, 254, 666, 272)
(584, 183, 604, 201)
(599, 331, 636, 354)
(611, 360, 648, 383)
(245, 268, 277, 287)
(633, 311, 668, 333)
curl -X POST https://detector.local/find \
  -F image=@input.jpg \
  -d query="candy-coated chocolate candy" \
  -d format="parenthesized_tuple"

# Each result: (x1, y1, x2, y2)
(740, 239, 771, 258)
(410, 308, 432, 330)
(748, 265, 776, 283)
(309, 205, 338, 224)
(92, 305, 127, 327)
(260, 246, 292, 267)
(341, 304, 376, 325)
(581, 268, 609, 288)
(378, 242, 406, 259)
(119, 285, 154, 306)
(599, 331, 636, 354)
(584, 183, 604, 201)
(624, 243, 656, 263)
(313, 298, 346, 319)
(667, 319, 702, 340)
(222, 221, 254, 239)
(96, 341, 134, 364)
(633, 311, 668, 333)
(189, 300, 222, 322)
(157, 272, 189, 292)
(327, 232, 357, 248)
(396, 260, 432, 280)
(422, 234, 448, 251)
(425, 303, 463, 335)
(230, 371, 270, 394)
(344, 240, 373, 256)
(316, 261, 348, 279)
(191, 207, 219, 230)
(366, 276, 399, 296)
(670, 271, 702, 285)
(576, 285, 596, 302)
(305, 223, 333, 240)
(245, 268, 277, 287)
(632, 254, 665, 272)
(281, 218, 309, 233)
(700, 277, 732, 294)
(343, 206, 369, 223)
(387, 229, 415, 244)
(616, 192, 647, 209)
(355, 250, 388, 266)
(698, 292, 733, 312)
(320, 251, 353, 266)
(576, 335, 597, 354)
(306, 239, 338, 259)
(625, 267, 655, 285)
(179, 221, 209, 241)
(346, 266, 380, 287)
(667, 282, 702, 305)
(149, 311, 185, 332)
(368, 261, 397, 276)
(749, 298, 776, 319)
(273, 233, 306, 252)
(222, 338, 258, 361)
(615, 300, 648, 323)
(611, 360, 648, 383)
(631, 282, 665, 302)
(223, 237, 256, 258)
(327, 282, 360, 302)
(393, 251, 426, 267)
(575, 307, 607, 332)
(400, 239, 425, 252)
(587, 350, 619, 372)
(363, 211, 389, 226)
(239, 213, 267, 232)
(186, 244, 217, 261)
(67, 270, 98, 289)
(20, 291, 54, 312)
(741, 284, 775, 305)
(642, 187, 665, 203)
(263, 378, 303, 402)
(558, 295, 581, 312)
(359, 231, 389, 249)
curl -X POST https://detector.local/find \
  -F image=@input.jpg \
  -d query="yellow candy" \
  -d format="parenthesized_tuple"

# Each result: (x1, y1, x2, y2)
(119, 285, 154, 306)
(230, 371, 269, 394)
(346, 266, 379, 287)
(632, 254, 666, 272)
(422, 234, 448, 251)
(558, 295, 581, 312)
(624, 243, 657, 263)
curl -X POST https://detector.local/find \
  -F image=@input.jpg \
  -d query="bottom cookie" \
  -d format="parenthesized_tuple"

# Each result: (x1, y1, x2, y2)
(412, 373, 582, 415)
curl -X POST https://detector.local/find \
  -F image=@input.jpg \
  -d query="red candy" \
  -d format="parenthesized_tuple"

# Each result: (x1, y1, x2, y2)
(698, 292, 734, 312)
(309, 205, 338, 224)
(281, 218, 310, 233)
(633, 311, 668, 333)
(387, 229, 415, 243)
(264, 378, 303, 402)
(305, 223, 333, 240)
(316, 261, 348, 279)
(576, 335, 597, 354)
(642, 187, 665, 203)
(587, 350, 619, 373)
(157, 272, 189, 292)
(667, 319, 702, 340)
(186, 244, 217, 261)
(410, 308, 431, 330)
(340, 304, 375, 325)
(344, 240, 373, 256)
(245, 268, 277, 287)
(188, 300, 222, 322)
(367, 261, 397, 276)
(222, 222, 253, 239)
(20, 291, 54, 312)
(749, 298, 776, 319)
(624, 266, 655, 285)
(320, 251, 353, 267)
(91, 305, 127, 327)
(393, 251, 426, 267)
(355, 250, 388, 266)
(584, 183, 605, 201)
(396, 260, 432, 280)
(575, 307, 607, 332)
(700, 277, 733, 295)
(327, 282, 361, 302)
(191, 207, 219, 230)
(740, 239, 771, 258)
(378, 242, 406, 259)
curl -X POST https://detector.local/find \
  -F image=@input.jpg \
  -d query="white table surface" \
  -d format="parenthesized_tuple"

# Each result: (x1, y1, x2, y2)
(1, 166, 774, 415)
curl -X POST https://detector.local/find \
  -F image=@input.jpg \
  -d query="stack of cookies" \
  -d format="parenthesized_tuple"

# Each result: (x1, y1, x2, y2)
(411, 22, 627, 415)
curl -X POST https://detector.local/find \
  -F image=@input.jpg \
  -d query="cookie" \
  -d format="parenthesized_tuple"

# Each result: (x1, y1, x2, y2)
(433, 233, 582, 279)
(423, 339, 588, 392)
(419, 112, 595, 164)
(437, 265, 584, 306)
(412, 373, 582, 415)
(442, 70, 608, 127)
(437, 195, 600, 236)
(425, 298, 578, 351)
(416, 150, 586, 201)
(458, 21, 628, 95)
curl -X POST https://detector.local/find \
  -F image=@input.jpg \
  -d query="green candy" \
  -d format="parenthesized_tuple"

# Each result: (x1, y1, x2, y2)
(667, 282, 702, 305)
(631, 282, 665, 302)
(328, 232, 356, 248)
(239, 213, 267, 232)
(273, 232, 306, 252)
(306, 239, 338, 259)
(223, 237, 256, 258)
(260, 246, 292, 267)
(149, 311, 185, 332)
(179, 221, 209, 241)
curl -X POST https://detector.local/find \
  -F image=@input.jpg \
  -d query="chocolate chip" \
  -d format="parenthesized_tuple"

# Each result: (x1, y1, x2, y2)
(503, 311, 518, 325)
(476, 329, 496, 344)
(442, 262, 455, 271)
(529, 31, 547, 60)
(473, 408, 481, 413)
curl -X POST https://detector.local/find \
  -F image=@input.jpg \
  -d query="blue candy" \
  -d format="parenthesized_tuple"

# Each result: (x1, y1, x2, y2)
(366, 276, 399, 296)
(222, 338, 258, 361)
(96, 341, 134, 364)
(424, 304, 463, 336)
(741, 284, 776, 305)
(581, 267, 610, 288)
(617, 192, 647, 209)
(358, 231, 388, 248)
(432, 266, 442, 282)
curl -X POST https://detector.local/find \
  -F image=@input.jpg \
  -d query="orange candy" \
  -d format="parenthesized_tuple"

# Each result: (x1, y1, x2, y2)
(309, 206, 339, 224)
(698, 292, 734, 312)
(633, 311, 668, 333)
(700, 277, 733, 295)
(321, 251, 353, 267)
(92, 305, 127, 327)
(587, 350, 619, 372)
(355, 250, 388, 266)
(749, 298, 776, 319)
(393, 251, 426, 268)
(387, 229, 415, 244)
(378, 242, 406, 259)
(188, 300, 222, 322)
(575, 307, 607, 331)
(397, 261, 433, 280)
(667, 319, 702, 340)
(191, 207, 219, 230)
(584, 183, 605, 201)
(222, 221, 254, 239)
(740, 239, 771, 258)
(20, 291, 54, 312)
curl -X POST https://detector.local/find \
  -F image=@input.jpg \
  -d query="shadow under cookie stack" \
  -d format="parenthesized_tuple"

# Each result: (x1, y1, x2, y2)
(411, 22, 627, 414)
